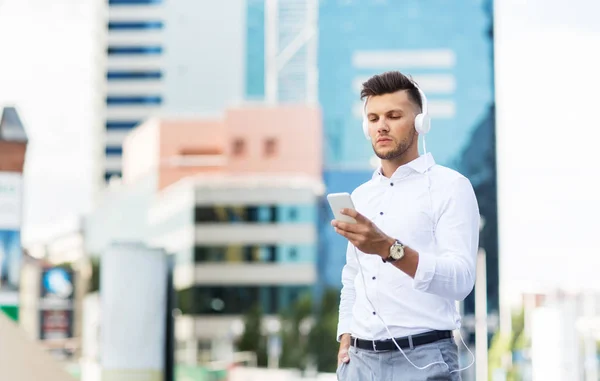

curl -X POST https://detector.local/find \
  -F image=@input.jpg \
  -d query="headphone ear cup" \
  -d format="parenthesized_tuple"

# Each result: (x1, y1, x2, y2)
(362, 117, 370, 140)
(419, 114, 431, 134)
(414, 113, 431, 135)
(362, 99, 370, 140)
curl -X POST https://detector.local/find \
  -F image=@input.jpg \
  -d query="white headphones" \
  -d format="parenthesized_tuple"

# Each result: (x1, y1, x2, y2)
(361, 83, 431, 140)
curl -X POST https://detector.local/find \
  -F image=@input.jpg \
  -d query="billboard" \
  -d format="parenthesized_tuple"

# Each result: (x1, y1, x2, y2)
(317, 0, 498, 329)
(101, 243, 168, 381)
(39, 267, 75, 342)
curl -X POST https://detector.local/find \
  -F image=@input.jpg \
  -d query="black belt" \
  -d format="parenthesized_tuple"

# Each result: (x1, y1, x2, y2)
(351, 330, 452, 352)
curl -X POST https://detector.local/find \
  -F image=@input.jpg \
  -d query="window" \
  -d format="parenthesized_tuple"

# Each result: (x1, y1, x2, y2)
(194, 245, 277, 263)
(105, 147, 123, 155)
(176, 286, 311, 315)
(289, 247, 298, 260)
(179, 147, 221, 156)
(109, 0, 162, 4)
(193, 204, 311, 223)
(106, 121, 139, 130)
(195, 206, 273, 223)
(107, 46, 163, 55)
(264, 138, 277, 157)
(108, 21, 164, 30)
(106, 71, 162, 80)
(232, 138, 245, 156)
(106, 96, 162, 105)
(288, 208, 297, 221)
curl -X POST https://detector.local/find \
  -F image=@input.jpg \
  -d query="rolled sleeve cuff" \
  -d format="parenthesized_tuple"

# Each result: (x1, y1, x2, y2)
(336, 320, 352, 342)
(413, 252, 436, 291)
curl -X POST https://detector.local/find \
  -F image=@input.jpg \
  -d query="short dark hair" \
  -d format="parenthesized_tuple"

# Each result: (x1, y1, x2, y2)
(360, 71, 422, 111)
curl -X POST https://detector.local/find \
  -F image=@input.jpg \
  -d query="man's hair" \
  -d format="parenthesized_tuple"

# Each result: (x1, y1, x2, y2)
(360, 71, 422, 112)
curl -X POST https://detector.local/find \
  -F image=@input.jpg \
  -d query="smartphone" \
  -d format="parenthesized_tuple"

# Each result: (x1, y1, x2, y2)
(326, 192, 357, 224)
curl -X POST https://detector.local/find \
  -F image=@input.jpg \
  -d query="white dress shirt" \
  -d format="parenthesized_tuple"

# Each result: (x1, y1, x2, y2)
(337, 153, 480, 341)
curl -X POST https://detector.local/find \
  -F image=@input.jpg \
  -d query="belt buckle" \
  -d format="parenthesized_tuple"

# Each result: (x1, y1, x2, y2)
(372, 340, 377, 352)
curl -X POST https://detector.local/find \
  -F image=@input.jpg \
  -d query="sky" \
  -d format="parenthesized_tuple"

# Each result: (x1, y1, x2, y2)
(1, 0, 600, 296)
(0, 0, 99, 242)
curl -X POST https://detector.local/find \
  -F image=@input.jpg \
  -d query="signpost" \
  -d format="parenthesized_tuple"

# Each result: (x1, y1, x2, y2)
(0, 106, 28, 321)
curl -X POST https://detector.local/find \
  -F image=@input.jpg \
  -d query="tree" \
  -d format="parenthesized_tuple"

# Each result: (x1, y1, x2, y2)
(307, 288, 340, 373)
(279, 293, 312, 369)
(88, 256, 101, 293)
(488, 308, 527, 381)
(235, 304, 268, 367)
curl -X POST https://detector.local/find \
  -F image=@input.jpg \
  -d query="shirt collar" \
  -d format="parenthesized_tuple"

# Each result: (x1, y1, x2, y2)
(372, 153, 436, 180)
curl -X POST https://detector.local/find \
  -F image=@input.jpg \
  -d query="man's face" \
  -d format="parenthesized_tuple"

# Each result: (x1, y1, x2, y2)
(366, 90, 418, 161)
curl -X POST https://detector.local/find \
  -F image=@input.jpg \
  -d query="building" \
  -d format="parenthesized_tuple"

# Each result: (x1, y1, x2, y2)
(85, 104, 323, 360)
(103, 0, 248, 182)
(245, 0, 318, 103)
(104, 0, 166, 181)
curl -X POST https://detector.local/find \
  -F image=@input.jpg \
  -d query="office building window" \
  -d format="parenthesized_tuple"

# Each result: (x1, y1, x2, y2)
(108, 21, 164, 30)
(264, 138, 277, 157)
(232, 138, 245, 156)
(195, 206, 269, 223)
(288, 208, 297, 221)
(107, 71, 162, 80)
(109, 0, 162, 4)
(106, 121, 140, 130)
(108, 46, 163, 55)
(194, 245, 277, 263)
(194, 204, 311, 223)
(269, 206, 277, 222)
(106, 96, 162, 105)
(176, 285, 311, 315)
(288, 247, 298, 260)
(105, 147, 123, 155)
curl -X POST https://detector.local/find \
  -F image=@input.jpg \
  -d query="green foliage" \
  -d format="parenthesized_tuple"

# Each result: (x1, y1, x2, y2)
(88, 256, 101, 293)
(488, 331, 512, 380)
(306, 288, 340, 373)
(279, 292, 312, 369)
(236, 304, 268, 367)
(234, 288, 342, 373)
(488, 308, 527, 381)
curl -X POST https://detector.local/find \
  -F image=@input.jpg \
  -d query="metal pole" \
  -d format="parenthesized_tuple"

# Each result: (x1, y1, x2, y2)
(476, 249, 488, 381)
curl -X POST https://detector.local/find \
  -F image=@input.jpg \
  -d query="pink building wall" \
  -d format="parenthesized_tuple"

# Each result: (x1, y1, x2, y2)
(122, 105, 322, 190)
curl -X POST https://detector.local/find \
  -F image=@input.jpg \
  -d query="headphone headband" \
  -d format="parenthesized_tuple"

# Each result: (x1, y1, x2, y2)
(415, 85, 428, 116)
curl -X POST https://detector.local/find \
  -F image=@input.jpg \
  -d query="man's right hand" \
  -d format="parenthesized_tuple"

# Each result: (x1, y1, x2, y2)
(337, 333, 351, 367)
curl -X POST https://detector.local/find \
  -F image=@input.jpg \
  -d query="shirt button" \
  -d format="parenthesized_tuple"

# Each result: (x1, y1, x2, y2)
(390, 182, 394, 186)
(372, 276, 376, 280)
(379, 212, 383, 215)
(372, 311, 376, 315)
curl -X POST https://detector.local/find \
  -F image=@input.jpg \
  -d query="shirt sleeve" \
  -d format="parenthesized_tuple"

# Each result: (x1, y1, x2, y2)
(412, 176, 480, 301)
(336, 241, 358, 341)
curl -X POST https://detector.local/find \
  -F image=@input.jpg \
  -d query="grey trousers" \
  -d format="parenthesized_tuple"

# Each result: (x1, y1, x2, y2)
(336, 338, 461, 381)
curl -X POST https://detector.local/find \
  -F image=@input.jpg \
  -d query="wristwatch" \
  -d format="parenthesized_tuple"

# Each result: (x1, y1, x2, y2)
(384, 240, 405, 263)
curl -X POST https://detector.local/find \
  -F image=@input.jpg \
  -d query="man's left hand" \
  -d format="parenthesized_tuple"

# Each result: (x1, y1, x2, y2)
(331, 209, 395, 258)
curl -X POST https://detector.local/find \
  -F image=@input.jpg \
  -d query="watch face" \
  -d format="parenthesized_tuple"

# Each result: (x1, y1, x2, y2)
(389, 243, 404, 260)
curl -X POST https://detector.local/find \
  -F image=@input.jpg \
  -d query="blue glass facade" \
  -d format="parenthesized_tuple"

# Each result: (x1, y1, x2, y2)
(245, 0, 266, 99)
(318, 0, 494, 168)
(316, 0, 498, 326)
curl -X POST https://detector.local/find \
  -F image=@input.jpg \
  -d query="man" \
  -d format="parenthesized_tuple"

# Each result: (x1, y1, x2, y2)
(332, 71, 479, 380)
